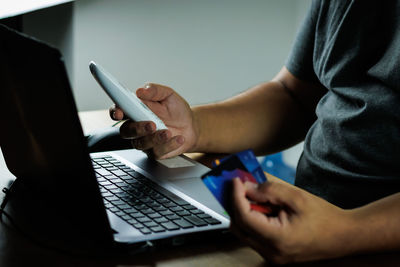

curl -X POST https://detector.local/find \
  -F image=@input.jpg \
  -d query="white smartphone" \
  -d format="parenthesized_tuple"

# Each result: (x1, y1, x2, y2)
(89, 61, 167, 130)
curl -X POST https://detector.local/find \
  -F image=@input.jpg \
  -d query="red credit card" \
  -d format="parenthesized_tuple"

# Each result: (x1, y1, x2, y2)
(250, 203, 273, 214)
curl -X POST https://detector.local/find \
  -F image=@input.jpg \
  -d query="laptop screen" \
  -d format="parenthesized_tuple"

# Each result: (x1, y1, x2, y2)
(0, 24, 114, 250)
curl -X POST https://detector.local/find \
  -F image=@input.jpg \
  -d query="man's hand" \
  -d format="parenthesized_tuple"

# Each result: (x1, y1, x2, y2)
(110, 83, 198, 159)
(231, 175, 355, 264)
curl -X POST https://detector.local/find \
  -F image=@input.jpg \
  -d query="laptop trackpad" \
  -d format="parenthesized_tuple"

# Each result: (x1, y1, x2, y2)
(113, 149, 210, 180)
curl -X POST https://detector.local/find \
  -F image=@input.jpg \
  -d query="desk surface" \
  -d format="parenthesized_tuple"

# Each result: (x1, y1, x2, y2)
(0, 110, 399, 267)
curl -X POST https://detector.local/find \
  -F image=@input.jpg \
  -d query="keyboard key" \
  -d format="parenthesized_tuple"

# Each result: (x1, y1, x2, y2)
(120, 175, 133, 181)
(114, 211, 125, 217)
(136, 216, 151, 223)
(170, 206, 184, 212)
(96, 169, 112, 176)
(111, 170, 127, 176)
(120, 166, 132, 170)
(184, 215, 207, 227)
(166, 194, 190, 206)
(140, 197, 153, 203)
(97, 177, 106, 182)
(204, 218, 222, 225)
(176, 210, 191, 216)
(113, 163, 126, 167)
(154, 217, 169, 223)
(105, 184, 118, 190)
(100, 187, 108, 192)
(161, 221, 180, 231)
(99, 180, 113, 186)
(115, 191, 129, 198)
(130, 212, 145, 218)
(134, 204, 147, 210)
(160, 210, 174, 216)
(101, 164, 114, 168)
(106, 174, 120, 180)
(127, 218, 137, 225)
(150, 226, 166, 233)
(157, 198, 170, 204)
(139, 228, 151, 234)
(197, 213, 212, 219)
(147, 212, 162, 219)
(147, 201, 161, 208)
(182, 204, 197, 210)
(144, 221, 159, 228)
(174, 219, 194, 229)
(163, 202, 177, 208)
(140, 208, 155, 215)
(92, 158, 107, 163)
(190, 209, 204, 215)
(110, 199, 124, 206)
(102, 192, 113, 198)
(166, 214, 180, 221)
(105, 196, 119, 202)
(133, 223, 144, 229)
(104, 202, 114, 209)
(153, 206, 168, 212)
(121, 214, 131, 220)
(109, 207, 119, 213)
(124, 208, 137, 213)
(114, 182, 127, 187)
(117, 204, 130, 210)
(126, 170, 139, 177)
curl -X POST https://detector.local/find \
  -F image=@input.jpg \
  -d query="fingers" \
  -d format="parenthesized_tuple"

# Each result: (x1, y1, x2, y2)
(119, 120, 156, 139)
(231, 178, 286, 241)
(136, 83, 174, 102)
(110, 82, 174, 120)
(231, 179, 269, 229)
(131, 130, 170, 150)
(109, 104, 127, 121)
(153, 135, 185, 159)
(120, 119, 185, 158)
(134, 134, 185, 159)
(245, 181, 303, 212)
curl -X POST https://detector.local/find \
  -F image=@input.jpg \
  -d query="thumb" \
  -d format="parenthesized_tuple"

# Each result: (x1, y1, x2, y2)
(136, 83, 174, 102)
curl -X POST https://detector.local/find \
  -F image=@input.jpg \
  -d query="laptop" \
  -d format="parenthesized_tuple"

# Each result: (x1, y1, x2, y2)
(0, 25, 229, 253)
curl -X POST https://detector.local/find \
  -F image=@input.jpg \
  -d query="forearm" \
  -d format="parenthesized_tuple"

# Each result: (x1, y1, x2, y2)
(344, 192, 400, 254)
(191, 81, 312, 155)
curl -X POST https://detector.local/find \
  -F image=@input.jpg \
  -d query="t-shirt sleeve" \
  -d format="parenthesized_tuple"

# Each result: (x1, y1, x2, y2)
(285, 0, 319, 83)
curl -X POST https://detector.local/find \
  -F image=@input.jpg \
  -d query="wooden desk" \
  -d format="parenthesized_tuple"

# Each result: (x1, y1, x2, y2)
(0, 110, 399, 266)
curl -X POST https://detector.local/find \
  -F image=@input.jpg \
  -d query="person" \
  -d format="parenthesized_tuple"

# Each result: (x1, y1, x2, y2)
(110, 0, 400, 264)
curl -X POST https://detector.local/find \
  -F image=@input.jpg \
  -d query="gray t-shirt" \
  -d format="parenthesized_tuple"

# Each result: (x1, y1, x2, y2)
(287, 0, 400, 208)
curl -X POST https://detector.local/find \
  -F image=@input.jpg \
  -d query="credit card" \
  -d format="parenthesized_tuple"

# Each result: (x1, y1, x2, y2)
(212, 149, 266, 183)
(202, 168, 257, 214)
(202, 149, 271, 215)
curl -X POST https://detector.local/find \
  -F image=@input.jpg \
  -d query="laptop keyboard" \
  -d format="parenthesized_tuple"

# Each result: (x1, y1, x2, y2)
(91, 155, 221, 235)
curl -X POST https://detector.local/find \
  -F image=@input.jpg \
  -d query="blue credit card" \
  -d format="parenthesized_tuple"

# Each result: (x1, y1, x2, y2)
(212, 149, 266, 183)
(201, 149, 267, 214)
(202, 168, 259, 212)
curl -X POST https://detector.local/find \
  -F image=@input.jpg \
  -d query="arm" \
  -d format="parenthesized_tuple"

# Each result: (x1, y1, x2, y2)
(192, 67, 326, 155)
(111, 67, 326, 158)
(231, 175, 400, 264)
